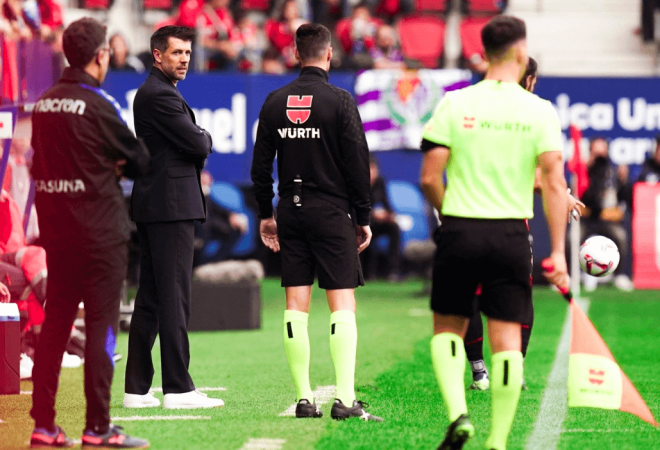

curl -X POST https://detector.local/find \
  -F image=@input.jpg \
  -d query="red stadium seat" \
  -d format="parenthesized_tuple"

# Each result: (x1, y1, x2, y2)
(466, 0, 502, 14)
(82, 0, 110, 9)
(415, 0, 448, 12)
(241, 0, 270, 11)
(143, 0, 172, 10)
(459, 16, 489, 61)
(398, 16, 445, 68)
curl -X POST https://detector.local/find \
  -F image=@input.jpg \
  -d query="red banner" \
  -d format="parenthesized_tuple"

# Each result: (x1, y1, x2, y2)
(632, 183, 660, 289)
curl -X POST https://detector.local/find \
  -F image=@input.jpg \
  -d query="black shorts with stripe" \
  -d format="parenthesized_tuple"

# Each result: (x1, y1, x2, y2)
(431, 216, 532, 323)
(277, 196, 364, 290)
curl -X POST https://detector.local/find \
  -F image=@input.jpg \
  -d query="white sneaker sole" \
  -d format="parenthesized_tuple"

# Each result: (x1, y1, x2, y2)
(123, 401, 161, 408)
(163, 401, 224, 409)
(123, 394, 161, 408)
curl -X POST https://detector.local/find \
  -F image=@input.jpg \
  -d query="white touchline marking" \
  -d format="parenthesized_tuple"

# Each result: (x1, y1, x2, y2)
(279, 385, 336, 417)
(526, 297, 590, 450)
(562, 429, 637, 433)
(149, 387, 227, 392)
(20, 391, 32, 395)
(111, 415, 211, 421)
(239, 438, 286, 450)
(408, 308, 432, 317)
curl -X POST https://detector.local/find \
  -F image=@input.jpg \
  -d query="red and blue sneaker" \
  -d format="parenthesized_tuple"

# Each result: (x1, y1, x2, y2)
(81, 425, 149, 448)
(30, 426, 74, 448)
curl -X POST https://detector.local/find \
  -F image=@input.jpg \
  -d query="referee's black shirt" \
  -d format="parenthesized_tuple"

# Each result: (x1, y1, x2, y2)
(251, 66, 371, 225)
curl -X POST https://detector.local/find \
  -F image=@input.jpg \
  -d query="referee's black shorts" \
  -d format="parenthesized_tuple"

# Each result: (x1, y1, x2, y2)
(277, 197, 364, 290)
(431, 216, 532, 323)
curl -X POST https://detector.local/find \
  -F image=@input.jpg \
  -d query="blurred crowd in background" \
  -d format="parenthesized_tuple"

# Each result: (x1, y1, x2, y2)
(1, 0, 513, 84)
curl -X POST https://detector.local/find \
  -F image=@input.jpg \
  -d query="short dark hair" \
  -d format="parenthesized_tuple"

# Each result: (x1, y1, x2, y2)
(62, 18, 107, 68)
(524, 56, 537, 79)
(295, 23, 331, 63)
(654, 133, 660, 146)
(520, 56, 537, 88)
(150, 25, 195, 62)
(481, 15, 526, 60)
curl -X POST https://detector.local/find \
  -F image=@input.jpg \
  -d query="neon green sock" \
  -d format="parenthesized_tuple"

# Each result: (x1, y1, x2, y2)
(430, 333, 468, 422)
(485, 351, 524, 450)
(329, 310, 357, 406)
(283, 310, 314, 402)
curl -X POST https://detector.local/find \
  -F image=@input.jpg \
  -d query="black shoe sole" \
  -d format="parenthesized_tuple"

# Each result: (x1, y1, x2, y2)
(295, 413, 323, 418)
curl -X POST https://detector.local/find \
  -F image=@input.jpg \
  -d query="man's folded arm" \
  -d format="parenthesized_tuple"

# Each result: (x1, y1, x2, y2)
(97, 102, 150, 178)
(151, 90, 212, 158)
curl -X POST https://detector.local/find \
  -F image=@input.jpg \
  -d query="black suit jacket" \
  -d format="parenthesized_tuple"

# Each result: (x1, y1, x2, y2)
(131, 67, 212, 223)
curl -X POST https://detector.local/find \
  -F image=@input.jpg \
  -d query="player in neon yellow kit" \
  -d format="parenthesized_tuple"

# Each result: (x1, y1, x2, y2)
(419, 16, 569, 450)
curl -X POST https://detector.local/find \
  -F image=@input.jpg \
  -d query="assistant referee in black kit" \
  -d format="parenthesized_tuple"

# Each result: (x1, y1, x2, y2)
(251, 23, 382, 422)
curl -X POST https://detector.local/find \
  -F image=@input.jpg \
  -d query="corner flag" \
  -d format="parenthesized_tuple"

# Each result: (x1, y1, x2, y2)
(542, 259, 659, 427)
(568, 300, 658, 426)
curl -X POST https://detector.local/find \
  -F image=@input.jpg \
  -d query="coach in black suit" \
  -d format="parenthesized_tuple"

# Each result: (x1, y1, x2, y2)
(124, 26, 224, 409)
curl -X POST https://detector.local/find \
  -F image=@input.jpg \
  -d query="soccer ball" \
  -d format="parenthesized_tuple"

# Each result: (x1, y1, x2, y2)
(579, 236, 620, 277)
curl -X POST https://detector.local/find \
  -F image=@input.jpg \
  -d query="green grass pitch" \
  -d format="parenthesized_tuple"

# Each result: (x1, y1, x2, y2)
(1, 280, 658, 449)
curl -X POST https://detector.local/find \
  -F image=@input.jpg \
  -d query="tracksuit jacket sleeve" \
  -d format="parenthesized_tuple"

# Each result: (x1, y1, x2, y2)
(338, 92, 371, 226)
(96, 101, 150, 179)
(151, 89, 213, 158)
(251, 102, 277, 219)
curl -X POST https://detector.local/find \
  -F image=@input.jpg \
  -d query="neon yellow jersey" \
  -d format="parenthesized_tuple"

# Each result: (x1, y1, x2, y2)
(422, 79, 563, 219)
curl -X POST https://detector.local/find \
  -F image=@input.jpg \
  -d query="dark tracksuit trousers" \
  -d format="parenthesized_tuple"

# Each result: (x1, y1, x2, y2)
(30, 245, 126, 433)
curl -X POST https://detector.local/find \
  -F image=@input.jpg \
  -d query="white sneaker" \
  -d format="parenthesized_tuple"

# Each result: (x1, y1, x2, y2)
(583, 274, 598, 293)
(124, 391, 161, 408)
(61, 352, 82, 368)
(20, 353, 33, 380)
(613, 274, 634, 292)
(163, 390, 225, 409)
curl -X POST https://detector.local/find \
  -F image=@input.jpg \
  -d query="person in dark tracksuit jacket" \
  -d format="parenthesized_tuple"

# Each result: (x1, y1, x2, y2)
(29, 18, 150, 449)
(251, 23, 381, 422)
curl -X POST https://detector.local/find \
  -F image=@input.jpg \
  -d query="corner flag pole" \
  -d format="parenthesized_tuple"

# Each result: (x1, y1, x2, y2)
(569, 179, 581, 297)
(542, 259, 659, 427)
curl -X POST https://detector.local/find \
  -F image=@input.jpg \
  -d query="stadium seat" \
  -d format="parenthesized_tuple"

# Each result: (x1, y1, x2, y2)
(415, 0, 448, 12)
(208, 182, 257, 257)
(386, 181, 430, 248)
(459, 16, 489, 63)
(466, 0, 503, 14)
(143, 0, 172, 10)
(398, 16, 446, 69)
(82, 0, 110, 9)
(241, 0, 270, 11)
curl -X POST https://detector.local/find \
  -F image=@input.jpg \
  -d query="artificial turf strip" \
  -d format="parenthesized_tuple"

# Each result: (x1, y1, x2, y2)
(315, 287, 568, 450)
(1, 280, 658, 450)
(0, 279, 432, 449)
(558, 289, 660, 450)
